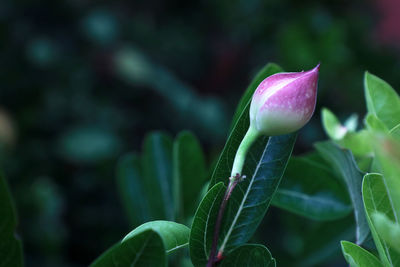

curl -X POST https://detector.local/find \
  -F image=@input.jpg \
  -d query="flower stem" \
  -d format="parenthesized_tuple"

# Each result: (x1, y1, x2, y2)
(206, 126, 259, 267)
(230, 126, 260, 177)
(206, 175, 240, 267)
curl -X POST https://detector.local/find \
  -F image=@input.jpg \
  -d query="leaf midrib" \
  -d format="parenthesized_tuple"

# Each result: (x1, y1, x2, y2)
(166, 243, 188, 254)
(366, 175, 398, 266)
(365, 180, 393, 267)
(130, 232, 152, 266)
(218, 142, 269, 253)
(382, 177, 399, 223)
(204, 186, 225, 259)
(276, 188, 349, 208)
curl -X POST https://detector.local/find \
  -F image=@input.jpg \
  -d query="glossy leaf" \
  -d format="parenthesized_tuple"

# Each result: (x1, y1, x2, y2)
(362, 173, 400, 266)
(356, 157, 373, 173)
(365, 114, 389, 133)
(220, 244, 276, 267)
(364, 72, 400, 130)
(321, 108, 373, 157)
(389, 124, 400, 141)
(123, 220, 190, 254)
(389, 124, 400, 140)
(142, 132, 174, 220)
(189, 62, 297, 265)
(374, 136, 400, 222)
(272, 153, 352, 221)
(341, 241, 383, 267)
(230, 63, 283, 131)
(90, 229, 166, 267)
(315, 141, 370, 244)
(173, 131, 207, 221)
(91, 221, 190, 267)
(338, 130, 373, 157)
(217, 133, 297, 254)
(0, 173, 23, 267)
(321, 108, 347, 140)
(372, 212, 400, 254)
(189, 182, 226, 267)
(116, 153, 149, 226)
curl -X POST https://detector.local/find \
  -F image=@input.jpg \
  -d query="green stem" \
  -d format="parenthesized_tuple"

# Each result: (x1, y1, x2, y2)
(230, 126, 260, 178)
(206, 126, 260, 267)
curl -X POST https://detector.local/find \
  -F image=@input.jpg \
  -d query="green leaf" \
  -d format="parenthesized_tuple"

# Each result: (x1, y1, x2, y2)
(116, 153, 149, 226)
(199, 66, 293, 264)
(218, 133, 297, 254)
(90, 229, 166, 267)
(364, 72, 400, 130)
(190, 182, 226, 267)
(123, 220, 190, 254)
(356, 156, 373, 173)
(91, 221, 190, 267)
(389, 124, 400, 140)
(365, 114, 389, 133)
(362, 173, 400, 266)
(192, 63, 287, 265)
(173, 131, 207, 222)
(295, 216, 355, 267)
(321, 109, 372, 157)
(321, 108, 347, 140)
(219, 244, 276, 267)
(142, 132, 174, 220)
(341, 240, 383, 267)
(272, 153, 352, 221)
(372, 212, 400, 254)
(230, 63, 283, 131)
(211, 64, 283, 188)
(0, 173, 23, 267)
(338, 130, 373, 157)
(374, 136, 400, 222)
(315, 141, 370, 244)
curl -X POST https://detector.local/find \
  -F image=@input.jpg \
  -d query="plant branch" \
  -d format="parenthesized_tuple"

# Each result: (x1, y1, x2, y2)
(207, 126, 259, 266)
(206, 175, 241, 267)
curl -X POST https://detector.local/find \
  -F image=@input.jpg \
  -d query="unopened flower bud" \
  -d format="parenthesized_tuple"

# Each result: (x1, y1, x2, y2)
(229, 64, 319, 178)
(249, 64, 319, 136)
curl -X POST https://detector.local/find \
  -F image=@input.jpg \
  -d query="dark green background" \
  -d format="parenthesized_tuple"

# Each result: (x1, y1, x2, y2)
(0, 0, 399, 266)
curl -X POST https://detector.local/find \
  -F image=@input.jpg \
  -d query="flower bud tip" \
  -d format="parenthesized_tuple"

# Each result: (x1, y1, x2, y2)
(249, 64, 319, 136)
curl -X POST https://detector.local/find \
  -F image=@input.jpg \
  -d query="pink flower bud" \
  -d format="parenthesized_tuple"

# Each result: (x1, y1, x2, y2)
(249, 64, 319, 136)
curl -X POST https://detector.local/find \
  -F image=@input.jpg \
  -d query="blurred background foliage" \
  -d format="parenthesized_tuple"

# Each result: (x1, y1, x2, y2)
(1, 0, 400, 266)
